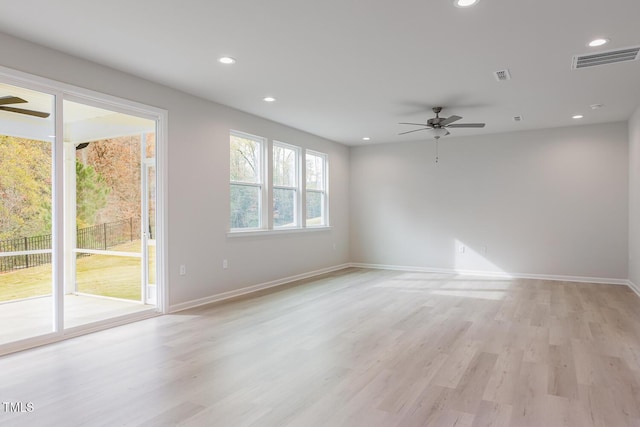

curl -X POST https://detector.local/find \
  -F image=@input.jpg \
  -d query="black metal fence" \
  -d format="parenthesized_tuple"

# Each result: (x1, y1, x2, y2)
(76, 217, 139, 251)
(0, 234, 52, 273)
(0, 218, 140, 273)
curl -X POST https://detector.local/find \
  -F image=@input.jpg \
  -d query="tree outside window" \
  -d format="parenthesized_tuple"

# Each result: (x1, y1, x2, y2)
(273, 143, 299, 228)
(306, 151, 327, 226)
(230, 132, 263, 229)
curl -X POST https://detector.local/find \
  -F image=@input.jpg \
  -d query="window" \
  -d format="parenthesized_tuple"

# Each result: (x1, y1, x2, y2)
(273, 142, 300, 228)
(230, 131, 264, 229)
(306, 151, 327, 226)
(229, 132, 328, 232)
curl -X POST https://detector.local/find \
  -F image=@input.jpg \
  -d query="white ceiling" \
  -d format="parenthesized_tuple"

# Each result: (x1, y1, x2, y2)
(1, 0, 639, 146)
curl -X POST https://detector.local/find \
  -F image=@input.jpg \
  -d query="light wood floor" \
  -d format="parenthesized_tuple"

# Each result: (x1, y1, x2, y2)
(2, 268, 640, 426)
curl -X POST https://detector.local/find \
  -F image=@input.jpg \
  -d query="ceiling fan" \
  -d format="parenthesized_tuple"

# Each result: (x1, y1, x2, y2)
(0, 96, 50, 118)
(399, 106, 485, 139)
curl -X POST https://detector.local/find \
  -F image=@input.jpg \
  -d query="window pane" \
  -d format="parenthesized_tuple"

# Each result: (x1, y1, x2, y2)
(274, 188, 296, 227)
(0, 82, 55, 345)
(306, 153, 324, 190)
(230, 184, 261, 229)
(273, 144, 297, 187)
(306, 190, 324, 226)
(230, 134, 261, 183)
(75, 135, 143, 254)
(76, 219, 141, 253)
(75, 253, 141, 301)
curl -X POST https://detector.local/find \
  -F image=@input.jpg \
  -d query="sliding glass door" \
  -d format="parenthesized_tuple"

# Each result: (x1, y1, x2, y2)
(0, 75, 163, 350)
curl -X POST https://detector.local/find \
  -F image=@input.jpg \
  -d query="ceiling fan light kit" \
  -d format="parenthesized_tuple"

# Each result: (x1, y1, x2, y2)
(431, 128, 449, 139)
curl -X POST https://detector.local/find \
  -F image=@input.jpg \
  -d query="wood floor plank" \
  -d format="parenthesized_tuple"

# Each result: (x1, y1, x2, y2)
(428, 410, 475, 427)
(449, 351, 498, 414)
(508, 361, 549, 427)
(396, 385, 456, 427)
(482, 347, 524, 405)
(430, 340, 482, 388)
(548, 343, 579, 399)
(522, 325, 550, 364)
(471, 400, 512, 427)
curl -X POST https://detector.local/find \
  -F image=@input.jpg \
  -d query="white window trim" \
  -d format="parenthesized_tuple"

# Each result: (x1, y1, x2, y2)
(227, 225, 332, 238)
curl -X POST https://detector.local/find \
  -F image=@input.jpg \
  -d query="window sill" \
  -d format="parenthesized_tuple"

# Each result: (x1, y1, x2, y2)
(227, 226, 332, 238)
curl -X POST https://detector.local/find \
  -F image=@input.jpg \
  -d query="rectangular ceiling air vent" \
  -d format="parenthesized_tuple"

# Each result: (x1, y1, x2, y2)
(494, 69, 511, 81)
(572, 46, 640, 69)
(513, 115, 523, 122)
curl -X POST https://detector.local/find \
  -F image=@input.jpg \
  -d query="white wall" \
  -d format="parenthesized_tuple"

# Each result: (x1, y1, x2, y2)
(350, 123, 629, 280)
(629, 105, 640, 287)
(0, 32, 350, 309)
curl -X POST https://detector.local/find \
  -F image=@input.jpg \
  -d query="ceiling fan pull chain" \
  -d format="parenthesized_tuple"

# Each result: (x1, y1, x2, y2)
(435, 139, 439, 163)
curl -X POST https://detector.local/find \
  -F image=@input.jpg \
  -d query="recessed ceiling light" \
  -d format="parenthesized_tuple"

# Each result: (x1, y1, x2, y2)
(263, 96, 276, 103)
(218, 56, 236, 64)
(572, 114, 584, 119)
(454, 0, 479, 7)
(588, 38, 609, 47)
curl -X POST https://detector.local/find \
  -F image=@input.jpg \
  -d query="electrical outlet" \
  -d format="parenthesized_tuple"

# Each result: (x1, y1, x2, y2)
(223, 259, 228, 269)
(179, 264, 186, 276)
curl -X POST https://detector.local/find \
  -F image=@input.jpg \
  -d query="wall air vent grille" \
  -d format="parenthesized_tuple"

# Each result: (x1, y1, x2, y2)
(572, 46, 640, 69)
(494, 69, 512, 81)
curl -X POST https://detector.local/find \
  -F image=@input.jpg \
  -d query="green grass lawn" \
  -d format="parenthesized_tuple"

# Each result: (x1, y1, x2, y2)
(0, 263, 55, 302)
(0, 240, 155, 302)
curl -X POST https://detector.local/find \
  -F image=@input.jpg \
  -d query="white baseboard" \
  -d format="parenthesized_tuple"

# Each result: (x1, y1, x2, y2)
(169, 263, 351, 313)
(627, 280, 640, 298)
(349, 262, 629, 286)
(169, 262, 638, 314)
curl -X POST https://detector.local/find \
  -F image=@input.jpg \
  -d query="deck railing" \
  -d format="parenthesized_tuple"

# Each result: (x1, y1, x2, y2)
(0, 217, 140, 273)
